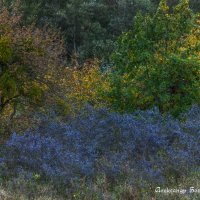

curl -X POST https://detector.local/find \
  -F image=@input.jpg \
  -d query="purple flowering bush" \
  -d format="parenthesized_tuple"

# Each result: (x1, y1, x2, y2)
(0, 124, 95, 184)
(0, 105, 199, 199)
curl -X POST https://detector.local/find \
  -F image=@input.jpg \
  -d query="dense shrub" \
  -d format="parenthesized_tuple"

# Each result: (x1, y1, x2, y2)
(0, 105, 199, 199)
(59, 59, 110, 116)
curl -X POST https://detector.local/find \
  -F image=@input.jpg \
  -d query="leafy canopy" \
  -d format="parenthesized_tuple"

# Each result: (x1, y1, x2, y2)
(109, 0, 200, 115)
(0, 4, 65, 135)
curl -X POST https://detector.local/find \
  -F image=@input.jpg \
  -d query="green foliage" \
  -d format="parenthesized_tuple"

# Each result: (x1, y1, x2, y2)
(4, 0, 157, 63)
(152, 0, 200, 13)
(0, 36, 12, 63)
(109, 0, 200, 115)
(0, 71, 18, 99)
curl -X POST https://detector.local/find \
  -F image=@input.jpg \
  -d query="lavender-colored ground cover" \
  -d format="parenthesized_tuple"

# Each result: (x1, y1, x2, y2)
(0, 105, 199, 188)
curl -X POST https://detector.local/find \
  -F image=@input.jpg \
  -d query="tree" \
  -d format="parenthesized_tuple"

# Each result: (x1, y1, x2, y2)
(0, 4, 65, 136)
(109, 0, 200, 115)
